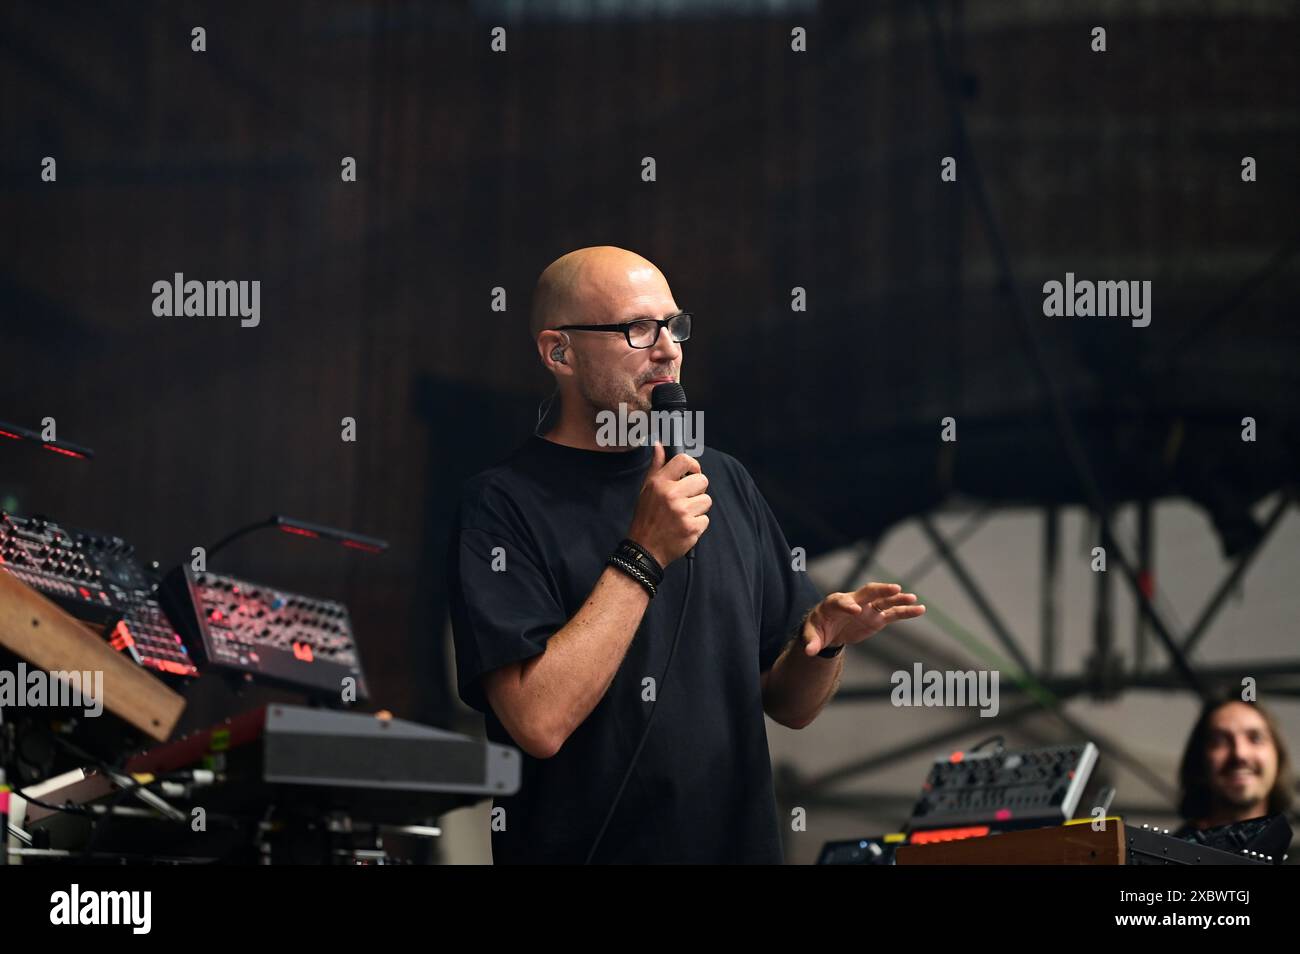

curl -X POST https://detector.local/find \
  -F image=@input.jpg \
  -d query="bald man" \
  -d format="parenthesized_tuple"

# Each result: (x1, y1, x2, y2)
(448, 247, 924, 864)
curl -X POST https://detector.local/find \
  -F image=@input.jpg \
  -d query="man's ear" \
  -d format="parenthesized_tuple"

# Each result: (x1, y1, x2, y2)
(538, 330, 572, 374)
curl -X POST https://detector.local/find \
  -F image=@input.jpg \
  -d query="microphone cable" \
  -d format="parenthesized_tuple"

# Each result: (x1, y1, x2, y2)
(584, 555, 692, 864)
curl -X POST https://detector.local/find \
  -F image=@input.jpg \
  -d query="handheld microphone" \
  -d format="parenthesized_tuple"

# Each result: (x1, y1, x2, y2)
(650, 382, 689, 460)
(650, 382, 695, 561)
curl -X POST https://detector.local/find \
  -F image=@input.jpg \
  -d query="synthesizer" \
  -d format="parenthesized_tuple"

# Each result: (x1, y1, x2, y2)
(907, 742, 1099, 831)
(123, 703, 519, 821)
(161, 565, 368, 699)
(19, 705, 520, 862)
(1127, 816, 1290, 865)
(0, 512, 197, 677)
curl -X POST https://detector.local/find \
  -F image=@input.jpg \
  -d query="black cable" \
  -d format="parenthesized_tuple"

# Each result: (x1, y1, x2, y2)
(12, 787, 94, 818)
(52, 734, 124, 778)
(584, 557, 693, 864)
(969, 735, 1005, 753)
(3, 733, 123, 820)
(46, 737, 186, 861)
(81, 771, 191, 862)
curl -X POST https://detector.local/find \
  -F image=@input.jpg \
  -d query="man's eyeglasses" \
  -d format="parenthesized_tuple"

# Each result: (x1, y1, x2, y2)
(549, 312, 692, 349)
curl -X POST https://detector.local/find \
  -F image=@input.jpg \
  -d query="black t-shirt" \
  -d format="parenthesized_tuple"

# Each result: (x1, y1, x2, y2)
(448, 435, 820, 864)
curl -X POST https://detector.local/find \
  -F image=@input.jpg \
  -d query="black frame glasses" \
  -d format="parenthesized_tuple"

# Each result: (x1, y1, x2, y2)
(549, 312, 692, 349)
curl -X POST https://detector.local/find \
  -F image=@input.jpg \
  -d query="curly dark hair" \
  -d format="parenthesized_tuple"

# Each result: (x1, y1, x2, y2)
(1178, 694, 1294, 824)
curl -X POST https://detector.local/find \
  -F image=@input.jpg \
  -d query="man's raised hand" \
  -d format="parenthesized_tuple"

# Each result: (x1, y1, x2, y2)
(800, 582, 925, 656)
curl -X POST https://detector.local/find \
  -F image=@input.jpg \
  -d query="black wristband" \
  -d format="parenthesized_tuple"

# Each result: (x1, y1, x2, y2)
(616, 538, 665, 584)
(817, 644, 844, 659)
(608, 554, 657, 598)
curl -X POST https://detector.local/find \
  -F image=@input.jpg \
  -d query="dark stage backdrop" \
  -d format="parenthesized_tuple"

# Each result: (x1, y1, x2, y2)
(2, 1, 1296, 727)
